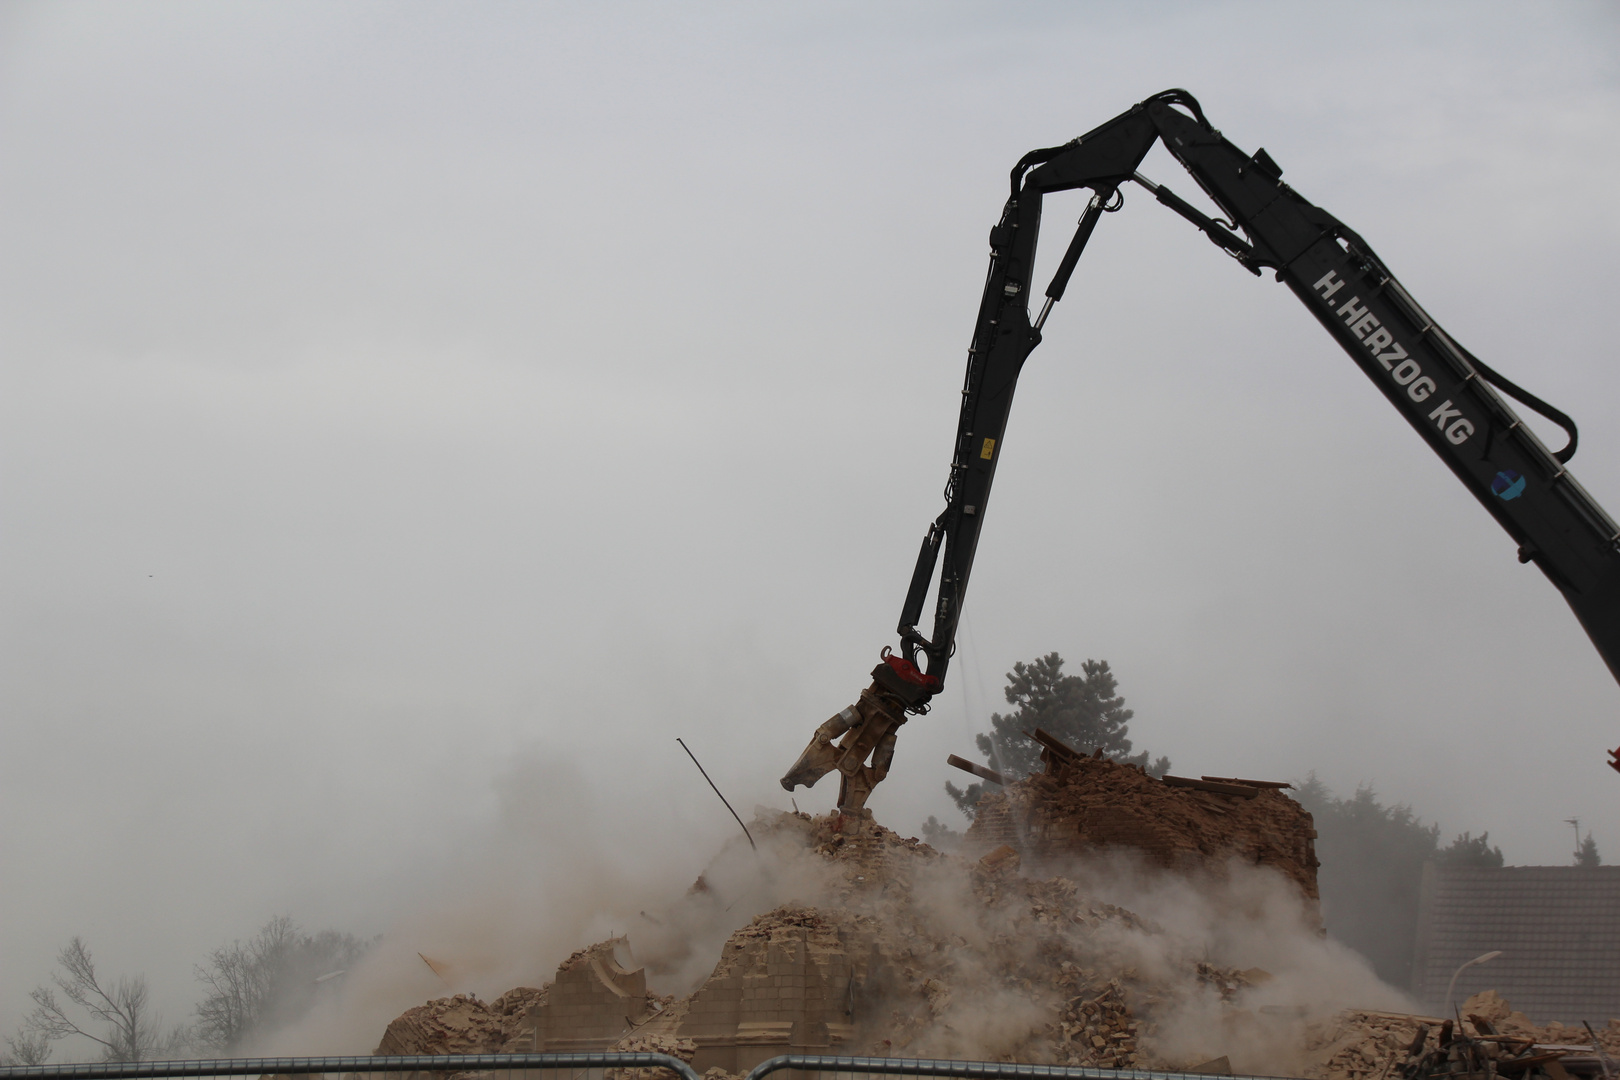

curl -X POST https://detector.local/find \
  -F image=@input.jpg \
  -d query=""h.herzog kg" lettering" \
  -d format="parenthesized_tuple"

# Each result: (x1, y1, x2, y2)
(1313, 270, 1475, 445)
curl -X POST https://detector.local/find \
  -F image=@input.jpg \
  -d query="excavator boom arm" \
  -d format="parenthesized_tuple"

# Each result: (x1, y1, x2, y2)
(1141, 98, 1620, 685)
(899, 89, 1620, 694)
(782, 90, 1620, 810)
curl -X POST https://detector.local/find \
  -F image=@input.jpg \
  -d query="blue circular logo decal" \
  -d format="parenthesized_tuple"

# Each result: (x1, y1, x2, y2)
(1492, 470, 1526, 500)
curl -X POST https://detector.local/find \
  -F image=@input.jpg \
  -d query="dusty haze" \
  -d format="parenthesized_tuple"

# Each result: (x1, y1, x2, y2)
(3, 0, 1619, 1055)
(260, 806, 1408, 1068)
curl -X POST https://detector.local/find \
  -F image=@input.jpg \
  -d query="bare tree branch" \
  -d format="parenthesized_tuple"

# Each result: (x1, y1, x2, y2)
(23, 938, 175, 1061)
(4, 1028, 52, 1066)
(192, 916, 372, 1053)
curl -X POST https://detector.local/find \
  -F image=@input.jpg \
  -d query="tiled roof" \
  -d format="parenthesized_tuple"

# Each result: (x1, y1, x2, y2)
(1411, 864, 1620, 1024)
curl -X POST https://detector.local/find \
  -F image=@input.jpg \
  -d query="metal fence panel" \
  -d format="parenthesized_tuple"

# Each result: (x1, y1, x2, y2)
(742, 1055, 1291, 1080)
(0, 1055, 1301, 1080)
(0, 1054, 698, 1080)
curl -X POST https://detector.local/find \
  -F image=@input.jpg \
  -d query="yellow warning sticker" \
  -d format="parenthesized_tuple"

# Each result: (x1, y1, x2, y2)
(980, 437, 996, 460)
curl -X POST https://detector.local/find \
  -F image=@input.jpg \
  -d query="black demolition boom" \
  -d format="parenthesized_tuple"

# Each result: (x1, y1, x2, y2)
(885, 89, 1620, 711)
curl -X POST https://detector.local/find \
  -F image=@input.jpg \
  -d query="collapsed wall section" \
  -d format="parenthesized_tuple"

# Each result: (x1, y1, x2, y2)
(675, 909, 875, 1074)
(520, 939, 658, 1052)
(965, 748, 1320, 906)
(375, 940, 666, 1058)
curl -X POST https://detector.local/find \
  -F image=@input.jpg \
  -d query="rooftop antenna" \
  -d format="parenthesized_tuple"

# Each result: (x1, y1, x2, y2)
(1565, 817, 1583, 858)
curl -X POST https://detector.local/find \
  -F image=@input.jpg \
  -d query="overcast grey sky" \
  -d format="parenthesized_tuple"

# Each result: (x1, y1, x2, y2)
(4, 0, 1619, 1048)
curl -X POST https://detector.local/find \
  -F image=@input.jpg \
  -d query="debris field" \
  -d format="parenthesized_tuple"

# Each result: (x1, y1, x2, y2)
(1304, 990, 1620, 1080)
(372, 806, 1308, 1075)
(367, 738, 1616, 1079)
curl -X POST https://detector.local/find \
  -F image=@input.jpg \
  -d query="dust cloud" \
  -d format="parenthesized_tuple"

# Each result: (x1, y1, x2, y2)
(1038, 848, 1413, 1073)
(257, 778, 1412, 1074)
(250, 751, 717, 1056)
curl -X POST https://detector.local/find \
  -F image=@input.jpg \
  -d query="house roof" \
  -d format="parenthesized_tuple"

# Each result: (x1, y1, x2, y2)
(1411, 864, 1620, 1024)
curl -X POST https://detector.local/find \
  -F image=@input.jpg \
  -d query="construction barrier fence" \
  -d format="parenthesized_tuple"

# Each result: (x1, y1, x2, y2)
(0, 1053, 1289, 1080)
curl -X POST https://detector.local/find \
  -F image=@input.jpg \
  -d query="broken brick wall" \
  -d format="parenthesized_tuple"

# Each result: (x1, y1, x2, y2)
(966, 754, 1320, 909)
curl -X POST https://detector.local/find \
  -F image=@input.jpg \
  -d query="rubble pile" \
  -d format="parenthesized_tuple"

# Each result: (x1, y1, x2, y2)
(1457, 989, 1620, 1055)
(1050, 978, 1142, 1067)
(360, 743, 1616, 1077)
(374, 986, 548, 1055)
(371, 808, 1290, 1073)
(965, 739, 1320, 905)
(1303, 1009, 1446, 1080)
(1300, 991, 1620, 1080)
(601, 1033, 701, 1080)
(601, 810, 1194, 1068)
(742, 810, 1197, 1065)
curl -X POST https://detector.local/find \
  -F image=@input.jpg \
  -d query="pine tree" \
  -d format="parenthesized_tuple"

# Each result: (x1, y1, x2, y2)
(1294, 776, 1442, 987)
(1575, 832, 1601, 868)
(945, 652, 1168, 817)
(1438, 831, 1504, 867)
(919, 815, 962, 852)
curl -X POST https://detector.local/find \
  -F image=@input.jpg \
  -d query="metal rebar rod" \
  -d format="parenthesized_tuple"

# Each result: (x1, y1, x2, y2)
(677, 737, 756, 850)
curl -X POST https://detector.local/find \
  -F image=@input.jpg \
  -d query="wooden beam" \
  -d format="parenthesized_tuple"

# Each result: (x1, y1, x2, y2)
(1026, 727, 1085, 763)
(946, 754, 1007, 786)
(1202, 775, 1293, 789)
(1162, 775, 1259, 798)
